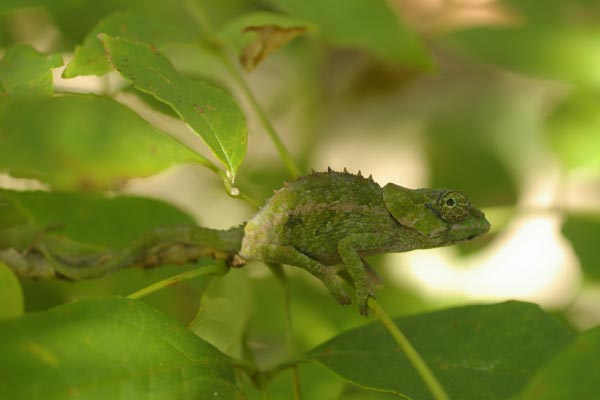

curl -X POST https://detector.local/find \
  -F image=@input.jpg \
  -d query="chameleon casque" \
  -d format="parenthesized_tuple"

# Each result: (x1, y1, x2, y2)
(2, 169, 490, 315)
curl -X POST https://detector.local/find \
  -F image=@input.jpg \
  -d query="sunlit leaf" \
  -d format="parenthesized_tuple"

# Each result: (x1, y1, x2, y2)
(0, 45, 62, 97)
(0, 189, 195, 249)
(0, 297, 236, 399)
(220, 11, 315, 71)
(0, 262, 23, 319)
(546, 90, 600, 171)
(270, 0, 430, 67)
(64, 11, 192, 78)
(101, 34, 247, 179)
(0, 94, 206, 190)
(308, 302, 575, 399)
(519, 326, 600, 399)
(562, 214, 600, 280)
(189, 269, 253, 359)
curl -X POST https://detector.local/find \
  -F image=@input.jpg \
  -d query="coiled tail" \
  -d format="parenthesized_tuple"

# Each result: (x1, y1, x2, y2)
(1, 224, 245, 280)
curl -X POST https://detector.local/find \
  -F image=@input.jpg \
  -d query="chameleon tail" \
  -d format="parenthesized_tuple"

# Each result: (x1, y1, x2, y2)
(2, 224, 245, 280)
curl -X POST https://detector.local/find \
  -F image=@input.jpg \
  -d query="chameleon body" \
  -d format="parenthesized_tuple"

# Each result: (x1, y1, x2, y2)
(240, 169, 489, 314)
(1, 170, 489, 314)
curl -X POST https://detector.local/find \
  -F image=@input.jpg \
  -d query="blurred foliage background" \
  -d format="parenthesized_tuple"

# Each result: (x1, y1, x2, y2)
(1, 0, 600, 398)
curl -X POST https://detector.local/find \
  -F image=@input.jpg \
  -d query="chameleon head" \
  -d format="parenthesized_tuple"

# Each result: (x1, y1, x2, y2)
(383, 183, 490, 247)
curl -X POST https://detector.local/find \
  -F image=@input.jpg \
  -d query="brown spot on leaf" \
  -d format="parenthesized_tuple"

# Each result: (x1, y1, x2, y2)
(193, 104, 205, 114)
(240, 25, 307, 72)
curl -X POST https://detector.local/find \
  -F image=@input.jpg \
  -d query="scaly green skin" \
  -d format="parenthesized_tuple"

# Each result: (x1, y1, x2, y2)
(2, 169, 489, 315)
(240, 169, 490, 314)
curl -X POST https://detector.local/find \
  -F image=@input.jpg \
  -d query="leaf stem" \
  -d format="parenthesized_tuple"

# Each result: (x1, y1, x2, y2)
(127, 264, 228, 299)
(215, 169, 261, 209)
(218, 53, 301, 179)
(183, 0, 302, 179)
(367, 298, 450, 400)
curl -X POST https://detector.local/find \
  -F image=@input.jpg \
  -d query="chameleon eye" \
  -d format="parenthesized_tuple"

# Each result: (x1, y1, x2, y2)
(439, 191, 470, 223)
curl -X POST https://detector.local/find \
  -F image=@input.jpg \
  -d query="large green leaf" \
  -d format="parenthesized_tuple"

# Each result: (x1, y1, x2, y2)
(0, 189, 195, 249)
(446, 0, 600, 85)
(307, 301, 575, 399)
(562, 214, 600, 281)
(0, 263, 23, 319)
(519, 326, 600, 399)
(0, 94, 206, 190)
(0, 45, 62, 97)
(270, 0, 430, 68)
(0, 297, 236, 399)
(100, 34, 247, 179)
(63, 11, 192, 78)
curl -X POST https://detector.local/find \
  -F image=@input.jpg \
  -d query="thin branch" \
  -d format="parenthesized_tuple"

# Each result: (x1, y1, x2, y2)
(128, 263, 228, 299)
(367, 298, 450, 400)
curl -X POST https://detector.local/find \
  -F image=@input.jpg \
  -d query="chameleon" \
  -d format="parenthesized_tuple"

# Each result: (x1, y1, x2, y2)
(1, 169, 490, 315)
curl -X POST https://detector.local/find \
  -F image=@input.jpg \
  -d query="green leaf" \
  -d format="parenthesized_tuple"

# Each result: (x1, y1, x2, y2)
(446, 1, 600, 85)
(0, 263, 23, 319)
(63, 11, 192, 78)
(0, 45, 62, 97)
(546, 90, 600, 171)
(270, 0, 430, 68)
(100, 34, 247, 179)
(0, 189, 195, 249)
(0, 297, 236, 399)
(189, 269, 253, 359)
(519, 326, 600, 399)
(307, 301, 575, 399)
(562, 214, 600, 280)
(0, 94, 206, 190)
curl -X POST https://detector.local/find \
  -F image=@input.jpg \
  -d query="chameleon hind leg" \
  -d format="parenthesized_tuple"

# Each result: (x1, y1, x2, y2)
(261, 244, 352, 306)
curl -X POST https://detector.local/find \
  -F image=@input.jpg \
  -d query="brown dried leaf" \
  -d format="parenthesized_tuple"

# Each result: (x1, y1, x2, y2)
(240, 25, 307, 71)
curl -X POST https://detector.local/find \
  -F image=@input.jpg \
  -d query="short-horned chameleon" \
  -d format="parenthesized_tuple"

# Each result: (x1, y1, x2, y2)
(2, 169, 490, 315)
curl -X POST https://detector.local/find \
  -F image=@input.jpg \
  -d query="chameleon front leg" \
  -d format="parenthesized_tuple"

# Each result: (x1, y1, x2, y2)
(261, 244, 352, 306)
(338, 233, 390, 315)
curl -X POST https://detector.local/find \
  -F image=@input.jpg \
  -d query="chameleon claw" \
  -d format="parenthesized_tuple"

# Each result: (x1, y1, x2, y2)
(335, 292, 352, 306)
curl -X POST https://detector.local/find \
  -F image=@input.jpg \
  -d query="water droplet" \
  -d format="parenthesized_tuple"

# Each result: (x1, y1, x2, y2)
(230, 187, 240, 196)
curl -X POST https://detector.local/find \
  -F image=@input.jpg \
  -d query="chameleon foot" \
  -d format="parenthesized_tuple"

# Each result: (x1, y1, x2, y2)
(355, 291, 373, 316)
